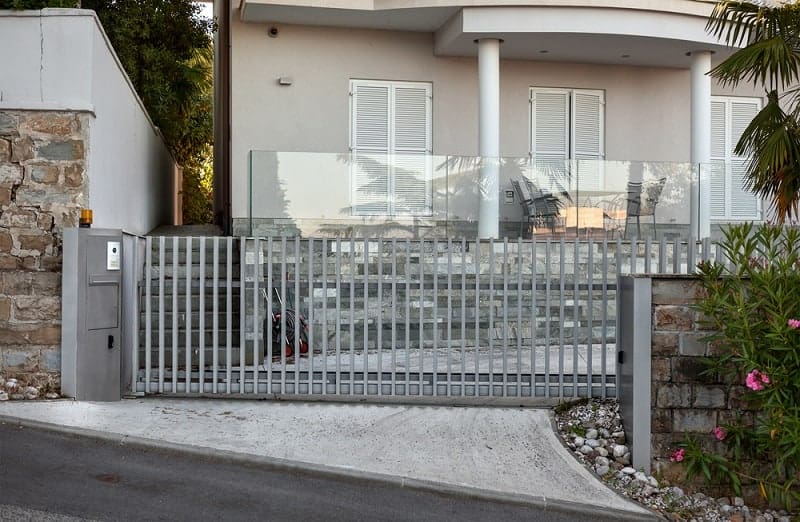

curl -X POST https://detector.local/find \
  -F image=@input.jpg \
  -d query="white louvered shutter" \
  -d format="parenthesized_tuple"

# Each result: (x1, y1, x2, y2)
(710, 100, 728, 219)
(572, 90, 605, 191)
(531, 89, 570, 191)
(729, 100, 761, 219)
(392, 85, 432, 215)
(352, 83, 390, 214)
(710, 97, 762, 220)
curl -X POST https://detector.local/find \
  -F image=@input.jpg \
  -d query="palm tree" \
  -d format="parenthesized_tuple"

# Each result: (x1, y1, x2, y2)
(707, 0, 800, 222)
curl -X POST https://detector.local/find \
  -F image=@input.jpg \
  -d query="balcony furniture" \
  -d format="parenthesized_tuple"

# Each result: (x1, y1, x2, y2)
(512, 178, 564, 237)
(623, 177, 666, 239)
(564, 206, 605, 238)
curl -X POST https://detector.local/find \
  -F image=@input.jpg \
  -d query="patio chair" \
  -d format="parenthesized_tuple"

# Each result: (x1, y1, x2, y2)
(623, 177, 666, 239)
(512, 178, 563, 237)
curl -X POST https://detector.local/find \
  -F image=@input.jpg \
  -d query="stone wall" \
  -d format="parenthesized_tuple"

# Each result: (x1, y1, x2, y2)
(0, 110, 88, 390)
(647, 275, 758, 502)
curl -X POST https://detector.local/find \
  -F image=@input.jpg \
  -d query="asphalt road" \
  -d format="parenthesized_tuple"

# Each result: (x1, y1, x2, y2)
(0, 421, 630, 522)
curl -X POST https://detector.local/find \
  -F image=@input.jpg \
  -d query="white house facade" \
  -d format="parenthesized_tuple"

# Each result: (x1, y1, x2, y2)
(220, 0, 766, 239)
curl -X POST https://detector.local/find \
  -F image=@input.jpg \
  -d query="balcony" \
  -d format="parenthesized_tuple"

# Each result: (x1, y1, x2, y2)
(246, 151, 760, 240)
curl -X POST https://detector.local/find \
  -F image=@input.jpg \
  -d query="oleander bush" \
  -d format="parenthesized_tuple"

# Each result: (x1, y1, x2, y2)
(679, 224, 800, 509)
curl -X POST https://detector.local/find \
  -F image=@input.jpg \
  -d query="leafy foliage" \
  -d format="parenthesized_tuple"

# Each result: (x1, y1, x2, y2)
(682, 224, 800, 509)
(81, 0, 214, 224)
(707, 2, 800, 222)
(0, 0, 79, 7)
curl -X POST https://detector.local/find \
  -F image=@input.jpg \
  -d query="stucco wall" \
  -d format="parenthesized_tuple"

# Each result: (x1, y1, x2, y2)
(0, 9, 174, 236)
(231, 19, 763, 222)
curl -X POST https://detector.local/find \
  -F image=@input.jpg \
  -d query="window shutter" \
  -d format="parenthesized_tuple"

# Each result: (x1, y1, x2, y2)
(572, 90, 604, 190)
(392, 86, 432, 215)
(350, 80, 432, 216)
(531, 89, 570, 187)
(729, 100, 761, 219)
(352, 83, 390, 214)
(710, 100, 727, 219)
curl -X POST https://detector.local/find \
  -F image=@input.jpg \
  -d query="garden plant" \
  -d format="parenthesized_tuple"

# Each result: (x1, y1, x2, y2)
(679, 224, 800, 509)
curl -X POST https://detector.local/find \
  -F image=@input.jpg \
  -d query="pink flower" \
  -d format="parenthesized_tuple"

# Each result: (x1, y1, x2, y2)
(745, 369, 770, 391)
(788, 319, 800, 330)
(713, 426, 726, 441)
(670, 448, 686, 462)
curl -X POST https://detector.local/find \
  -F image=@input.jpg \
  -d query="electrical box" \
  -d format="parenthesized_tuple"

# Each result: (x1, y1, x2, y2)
(61, 228, 123, 401)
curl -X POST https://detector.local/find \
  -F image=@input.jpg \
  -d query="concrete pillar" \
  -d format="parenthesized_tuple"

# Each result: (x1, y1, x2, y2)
(478, 38, 500, 239)
(689, 51, 712, 239)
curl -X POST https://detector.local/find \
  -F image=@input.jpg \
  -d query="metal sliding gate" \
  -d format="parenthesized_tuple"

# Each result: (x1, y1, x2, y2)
(133, 236, 718, 402)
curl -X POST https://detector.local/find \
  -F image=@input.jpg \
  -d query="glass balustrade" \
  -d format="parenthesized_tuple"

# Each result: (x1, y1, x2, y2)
(247, 151, 762, 240)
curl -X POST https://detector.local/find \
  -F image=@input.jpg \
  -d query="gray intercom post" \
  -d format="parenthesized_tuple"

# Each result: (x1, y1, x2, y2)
(61, 228, 123, 401)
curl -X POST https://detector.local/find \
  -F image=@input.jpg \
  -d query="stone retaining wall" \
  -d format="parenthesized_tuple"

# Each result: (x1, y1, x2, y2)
(647, 275, 758, 502)
(0, 110, 89, 389)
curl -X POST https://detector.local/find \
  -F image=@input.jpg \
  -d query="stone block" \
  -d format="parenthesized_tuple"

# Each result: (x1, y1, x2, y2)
(40, 347, 61, 372)
(24, 114, 75, 136)
(27, 163, 59, 184)
(673, 409, 717, 432)
(656, 383, 692, 408)
(692, 385, 727, 408)
(0, 208, 37, 228)
(40, 255, 61, 271)
(651, 408, 672, 433)
(0, 138, 10, 162)
(63, 163, 84, 187)
(0, 187, 11, 205)
(0, 255, 21, 270)
(31, 272, 61, 295)
(21, 256, 37, 270)
(673, 356, 717, 384)
(37, 212, 54, 231)
(13, 296, 60, 321)
(679, 333, 709, 356)
(0, 325, 61, 345)
(654, 305, 694, 331)
(1, 271, 32, 295)
(1, 347, 38, 372)
(18, 232, 54, 254)
(14, 185, 80, 207)
(651, 357, 671, 381)
(0, 296, 10, 321)
(0, 229, 12, 252)
(728, 385, 758, 411)
(652, 279, 701, 305)
(0, 112, 18, 136)
(36, 140, 84, 161)
(652, 332, 679, 355)
(11, 136, 34, 162)
(0, 164, 23, 185)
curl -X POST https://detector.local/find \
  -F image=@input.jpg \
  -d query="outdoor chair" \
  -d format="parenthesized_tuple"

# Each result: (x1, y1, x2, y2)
(623, 177, 666, 239)
(512, 178, 563, 237)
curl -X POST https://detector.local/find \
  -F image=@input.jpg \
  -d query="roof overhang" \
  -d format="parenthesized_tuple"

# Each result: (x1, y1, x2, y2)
(239, 1, 736, 67)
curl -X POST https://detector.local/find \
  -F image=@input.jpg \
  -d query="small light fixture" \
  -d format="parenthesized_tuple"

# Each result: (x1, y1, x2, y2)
(621, 54, 631, 58)
(539, 50, 549, 54)
(278, 77, 293, 86)
(79, 208, 93, 228)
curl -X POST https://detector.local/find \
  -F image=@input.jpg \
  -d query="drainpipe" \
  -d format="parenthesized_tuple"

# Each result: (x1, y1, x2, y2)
(478, 38, 501, 239)
(689, 51, 712, 239)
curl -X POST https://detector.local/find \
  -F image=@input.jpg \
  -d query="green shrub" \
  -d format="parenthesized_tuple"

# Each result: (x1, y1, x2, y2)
(0, 0, 79, 8)
(681, 223, 800, 509)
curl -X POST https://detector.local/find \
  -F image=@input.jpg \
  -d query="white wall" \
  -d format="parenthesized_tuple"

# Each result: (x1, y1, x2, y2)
(231, 20, 763, 221)
(0, 9, 174, 235)
(87, 18, 174, 235)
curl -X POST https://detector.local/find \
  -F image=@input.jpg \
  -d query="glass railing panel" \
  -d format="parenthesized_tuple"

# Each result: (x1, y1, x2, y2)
(247, 150, 706, 240)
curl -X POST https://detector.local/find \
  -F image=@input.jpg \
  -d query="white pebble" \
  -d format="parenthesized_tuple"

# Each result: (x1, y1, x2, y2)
(573, 436, 585, 447)
(580, 445, 594, 455)
(0, 390, 7, 401)
(633, 471, 648, 482)
(23, 386, 39, 400)
(595, 456, 610, 467)
(613, 445, 628, 458)
(45, 392, 59, 399)
(733, 497, 745, 507)
(621, 467, 636, 475)
(648, 476, 659, 488)
(585, 428, 598, 440)
(596, 447, 609, 457)
(586, 439, 601, 448)
(595, 464, 609, 476)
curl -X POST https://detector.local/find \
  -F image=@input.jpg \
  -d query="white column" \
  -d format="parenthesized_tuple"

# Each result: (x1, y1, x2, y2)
(689, 51, 712, 239)
(478, 38, 500, 239)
